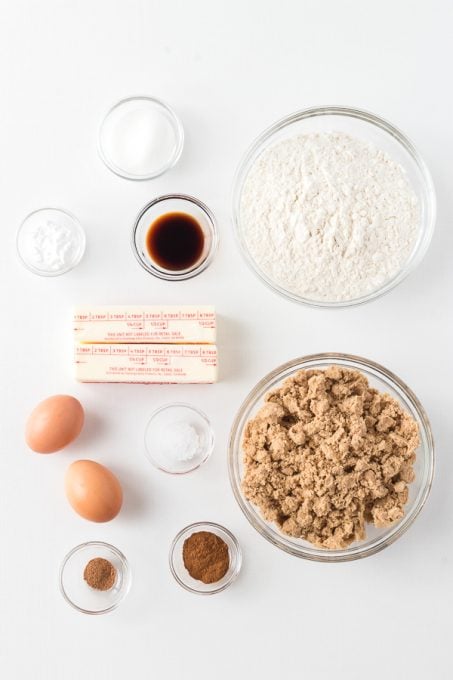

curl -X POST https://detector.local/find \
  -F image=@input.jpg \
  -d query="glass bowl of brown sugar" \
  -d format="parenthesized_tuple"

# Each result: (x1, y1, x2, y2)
(228, 353, 434, 563)
(169, 522, 242, 594)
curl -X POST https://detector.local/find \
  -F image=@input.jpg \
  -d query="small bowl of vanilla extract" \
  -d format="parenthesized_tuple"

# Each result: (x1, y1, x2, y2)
(132, 194, 218, 280)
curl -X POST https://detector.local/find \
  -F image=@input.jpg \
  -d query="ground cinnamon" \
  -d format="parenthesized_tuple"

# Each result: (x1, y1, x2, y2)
(183, 531, 230, 584)
(83, 557, 117, 591)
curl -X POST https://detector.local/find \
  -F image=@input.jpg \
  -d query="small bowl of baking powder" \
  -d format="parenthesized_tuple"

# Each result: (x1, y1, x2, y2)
(233, 105, 436, 308)
(17, 207, 86, 277)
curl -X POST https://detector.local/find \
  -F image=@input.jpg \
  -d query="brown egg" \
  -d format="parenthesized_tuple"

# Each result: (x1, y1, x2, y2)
(65, 460, 123, 522)
(25, 395, 84, 453)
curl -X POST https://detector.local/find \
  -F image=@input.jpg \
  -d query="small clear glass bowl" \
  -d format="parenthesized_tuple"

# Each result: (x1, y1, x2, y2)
(232, 105, 436, 308)
(98, 96, 184, 180)
(59, 541, 131, 614)
(132, 194, 218, 280)
(144, 403, 214, 474)
(169, 522, 242, 594)
(229, 353, 434, 562)
(17, 207, 86, 277)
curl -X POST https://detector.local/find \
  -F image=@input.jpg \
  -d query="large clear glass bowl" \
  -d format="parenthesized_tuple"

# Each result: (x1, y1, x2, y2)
(228, 354, 434, 562)
(232, 106, 436, 308)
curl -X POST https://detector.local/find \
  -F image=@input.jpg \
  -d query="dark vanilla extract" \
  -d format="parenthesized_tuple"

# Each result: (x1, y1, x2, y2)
(146, 212, 205, 271)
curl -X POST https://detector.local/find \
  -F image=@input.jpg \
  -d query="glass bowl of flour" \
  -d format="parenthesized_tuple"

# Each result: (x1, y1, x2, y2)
(232, 106, 436, 307)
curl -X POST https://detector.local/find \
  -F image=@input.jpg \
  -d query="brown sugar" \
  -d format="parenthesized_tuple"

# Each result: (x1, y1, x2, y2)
(242, 366, 419, 549)
(183, 531, 230, 584)
(83, 557, 117, 591)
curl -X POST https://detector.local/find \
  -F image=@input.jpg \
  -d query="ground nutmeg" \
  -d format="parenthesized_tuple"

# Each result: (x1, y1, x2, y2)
(83, 557, 117, 591)
(182, 531, 230, 584)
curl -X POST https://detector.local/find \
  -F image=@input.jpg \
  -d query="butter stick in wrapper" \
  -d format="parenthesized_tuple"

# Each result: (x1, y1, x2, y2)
(75, 343, 218, 384)
(74, 305, 216, 345)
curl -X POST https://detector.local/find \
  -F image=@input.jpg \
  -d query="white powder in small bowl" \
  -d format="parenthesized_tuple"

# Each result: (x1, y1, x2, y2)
(240, 131, 420, 303)
(17, 208, 86, 276)
(144, 403, 214, 475)
(159, 422, 201, 463)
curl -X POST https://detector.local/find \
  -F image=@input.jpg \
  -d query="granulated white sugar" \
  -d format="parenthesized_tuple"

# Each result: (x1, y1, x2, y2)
(240, 132, 420, 302)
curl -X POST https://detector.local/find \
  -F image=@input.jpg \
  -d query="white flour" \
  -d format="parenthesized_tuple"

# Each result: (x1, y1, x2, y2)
(240, 132, 420, 302)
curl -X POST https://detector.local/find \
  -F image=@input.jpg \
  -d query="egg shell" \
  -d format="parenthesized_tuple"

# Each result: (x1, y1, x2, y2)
(25, 395, 84, 453)
(65, 460, 123, 522)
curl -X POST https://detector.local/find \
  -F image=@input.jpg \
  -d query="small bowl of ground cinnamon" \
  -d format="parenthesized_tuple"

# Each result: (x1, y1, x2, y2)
(59, 541, 131, 614)
(169, 522, 242, 594)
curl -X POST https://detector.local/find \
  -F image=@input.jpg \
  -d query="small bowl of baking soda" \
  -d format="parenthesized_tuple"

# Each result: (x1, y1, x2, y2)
(17, 207, 86, 277)
(144, 403, 214, 474)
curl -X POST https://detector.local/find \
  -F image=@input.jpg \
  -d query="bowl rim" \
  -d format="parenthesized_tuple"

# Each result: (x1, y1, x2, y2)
(59, 540, 131, 614)
(16, 207, 86, 277)
(169, 521, 242, 594)
(231, 104, 437, 309)
(131, 193, 219, 281)
(228, 352, 435, 562)
(143, 402, 215, 475)
(97, 95, 184, 181)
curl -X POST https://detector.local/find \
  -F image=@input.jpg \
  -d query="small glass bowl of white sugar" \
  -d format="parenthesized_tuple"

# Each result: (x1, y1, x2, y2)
(144, 403, 214, 474)
(98, 96, 184, 181)
(17, 207, 86, 277)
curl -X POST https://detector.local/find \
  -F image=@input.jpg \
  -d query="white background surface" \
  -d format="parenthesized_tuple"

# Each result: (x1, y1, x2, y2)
(0, 1, 452, 678)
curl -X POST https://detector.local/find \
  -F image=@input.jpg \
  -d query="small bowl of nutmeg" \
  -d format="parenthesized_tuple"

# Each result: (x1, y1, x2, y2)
(169, 522, 242, 595)
(59, 541, 131, 614)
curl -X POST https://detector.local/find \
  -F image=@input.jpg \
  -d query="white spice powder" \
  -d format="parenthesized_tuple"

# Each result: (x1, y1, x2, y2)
(240, 132, 420, 302)
(159, 422, 201, 462)
(17, 209, 85, 276)
(26, 221, 80, 271)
